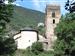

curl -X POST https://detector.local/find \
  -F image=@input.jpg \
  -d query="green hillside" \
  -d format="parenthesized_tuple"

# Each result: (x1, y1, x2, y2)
(10, 6, 45, 30)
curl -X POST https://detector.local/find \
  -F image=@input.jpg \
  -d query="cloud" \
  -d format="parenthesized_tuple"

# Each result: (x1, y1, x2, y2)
(12, 2, 21, 6)
(32, 0, 47, 12)
(32, 0, 67, 14)
(32, 0, 40, 9)
(4, 0, 67, 14)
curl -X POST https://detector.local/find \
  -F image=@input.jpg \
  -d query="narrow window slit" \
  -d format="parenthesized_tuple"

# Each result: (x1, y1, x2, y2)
(53, 19, 55, 24)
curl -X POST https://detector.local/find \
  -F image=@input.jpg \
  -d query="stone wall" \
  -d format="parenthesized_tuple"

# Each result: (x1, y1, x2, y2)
(44, 4, 61, 51)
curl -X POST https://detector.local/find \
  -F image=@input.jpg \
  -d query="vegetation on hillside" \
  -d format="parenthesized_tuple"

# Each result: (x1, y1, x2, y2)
(10, 6, 45, 31)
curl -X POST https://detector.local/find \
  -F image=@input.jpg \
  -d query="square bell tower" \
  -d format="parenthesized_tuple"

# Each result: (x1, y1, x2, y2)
(45, 4, 61, 50)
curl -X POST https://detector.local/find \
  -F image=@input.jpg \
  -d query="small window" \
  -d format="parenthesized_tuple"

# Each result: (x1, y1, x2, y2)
(52, 11, 55, 18)
(53, 19, 55, 24)
(29, 40, 30, 42)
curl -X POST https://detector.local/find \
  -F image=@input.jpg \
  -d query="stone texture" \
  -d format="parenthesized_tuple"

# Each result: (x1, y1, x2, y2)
(44, 4, 61, 51)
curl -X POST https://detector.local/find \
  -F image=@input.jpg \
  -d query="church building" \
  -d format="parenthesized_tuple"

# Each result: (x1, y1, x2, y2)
(13, 4, 61, 50)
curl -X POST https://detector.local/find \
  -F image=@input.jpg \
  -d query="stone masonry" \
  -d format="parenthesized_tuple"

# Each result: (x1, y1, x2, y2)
(44, 4, 61, 50)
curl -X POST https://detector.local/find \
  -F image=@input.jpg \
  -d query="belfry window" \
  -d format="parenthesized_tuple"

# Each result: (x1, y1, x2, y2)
(52, 11, 55, 18)
(53, 19, 55, 24)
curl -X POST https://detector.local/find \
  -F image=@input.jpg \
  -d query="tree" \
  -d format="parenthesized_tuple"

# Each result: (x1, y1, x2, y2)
(54, 13, 75, 56)
(65, 0, 75, 13)
(0, 0, 17, 55)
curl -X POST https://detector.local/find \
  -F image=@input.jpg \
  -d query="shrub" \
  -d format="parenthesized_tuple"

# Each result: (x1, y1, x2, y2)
(31, 42, 44, 55)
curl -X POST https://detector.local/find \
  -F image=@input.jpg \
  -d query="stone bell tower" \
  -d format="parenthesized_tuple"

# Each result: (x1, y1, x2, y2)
(44, 4, 61, 50)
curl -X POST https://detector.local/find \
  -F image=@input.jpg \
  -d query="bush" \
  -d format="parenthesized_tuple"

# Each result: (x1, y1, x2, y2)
(31, 42, 44, 55)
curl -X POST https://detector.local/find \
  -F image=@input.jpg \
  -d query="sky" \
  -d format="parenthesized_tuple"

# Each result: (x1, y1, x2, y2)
(9, 0, 73, 14)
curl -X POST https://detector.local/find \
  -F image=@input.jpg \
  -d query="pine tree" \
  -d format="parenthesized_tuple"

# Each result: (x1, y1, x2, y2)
(54, 13, 75, 56)
(0, 0, 17, 55)
(65, 0, 75, 13)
